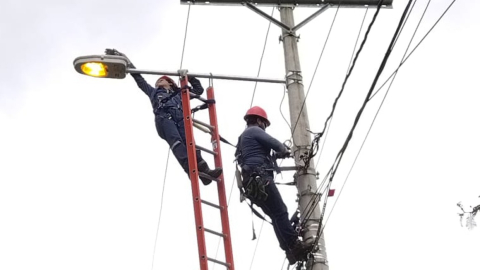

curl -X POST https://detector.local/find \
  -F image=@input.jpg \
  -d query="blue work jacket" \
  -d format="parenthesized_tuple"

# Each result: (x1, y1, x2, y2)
(131, 74, 204, 117)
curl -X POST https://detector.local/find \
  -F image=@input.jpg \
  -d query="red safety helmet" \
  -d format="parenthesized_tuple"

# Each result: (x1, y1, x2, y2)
(244, 106, 270, 127)
(156, 75, 178, 88)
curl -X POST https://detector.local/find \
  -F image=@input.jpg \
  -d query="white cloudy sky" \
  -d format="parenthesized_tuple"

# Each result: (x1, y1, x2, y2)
(1, 0, 479, 270)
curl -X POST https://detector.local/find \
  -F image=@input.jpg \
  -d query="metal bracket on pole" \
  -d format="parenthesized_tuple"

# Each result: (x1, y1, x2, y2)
(286, 70, 303, 87)
(243, 2, 291, 32)
(245, 2, 330, 36)
(292, 4, 330, 32)
(279, 33, 300, 43)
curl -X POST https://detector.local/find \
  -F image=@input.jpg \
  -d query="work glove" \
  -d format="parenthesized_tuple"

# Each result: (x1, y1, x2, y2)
(104, 48, 136, 68)
(275, 149, 292, 159)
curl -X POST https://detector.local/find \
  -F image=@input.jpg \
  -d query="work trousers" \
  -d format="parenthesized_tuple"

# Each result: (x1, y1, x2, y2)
(244, 172, 298, 251)
(155, 108, 203, 174)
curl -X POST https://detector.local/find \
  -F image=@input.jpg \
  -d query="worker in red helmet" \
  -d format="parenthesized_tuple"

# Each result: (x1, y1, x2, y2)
(105, 49, 222, 185)
(234, 106, 310, 264)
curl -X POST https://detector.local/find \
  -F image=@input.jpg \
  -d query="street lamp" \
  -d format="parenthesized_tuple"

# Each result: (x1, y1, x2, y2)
(73, 55, 129, 79)
(73, 53, 286, 83)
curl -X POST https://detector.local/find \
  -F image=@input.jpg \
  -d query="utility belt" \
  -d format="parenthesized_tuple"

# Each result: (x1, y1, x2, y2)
(239, 165, 274, 202)
(154, 105, 181, 119)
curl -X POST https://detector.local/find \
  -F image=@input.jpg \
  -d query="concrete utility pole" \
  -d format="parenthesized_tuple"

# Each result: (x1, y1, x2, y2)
(280, 6, 328, 270)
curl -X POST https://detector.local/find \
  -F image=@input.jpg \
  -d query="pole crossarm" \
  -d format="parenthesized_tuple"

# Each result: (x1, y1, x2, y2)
(245, 2, 330, 33)
(127, 68, 286, 84)
(244, 2, 291, 31)
(292, 4, 329, 32)
(180, 0, 393, 8)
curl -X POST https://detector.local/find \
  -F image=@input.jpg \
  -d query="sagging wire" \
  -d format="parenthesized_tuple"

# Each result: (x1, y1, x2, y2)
(299, 0, 383, 226)
(313, 0, 415, 174)
(309, 0, 417, 227)
(307, 0, 383, 158)
(311, 0, 415, 248)
(369, 0, 457, 101)
(179, 4, 191, 70)
(151, 4, 192, 270)
(150, 151, 171, 270)
(322, 0, 457, 238)
(289, 5, 340, 147)
(391, 0, 419, 49)
(314, 6, 369, 171)
(250, 7, 275, 107)
(313, 0, 416, 187)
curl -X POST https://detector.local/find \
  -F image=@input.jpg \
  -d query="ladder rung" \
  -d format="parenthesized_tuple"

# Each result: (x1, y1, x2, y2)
(193, 118, 214, 131)
(193, 122, 211, 134)
(207, 257, 230, 268)
(204, 227, 225, 238)
(196, 145, 217, 156)
(201, 199, 223, 210)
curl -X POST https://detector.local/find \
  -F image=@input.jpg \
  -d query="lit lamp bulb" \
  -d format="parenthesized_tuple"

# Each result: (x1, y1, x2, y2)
(81, 62, 108, 77)
(74, 55, 128, 79)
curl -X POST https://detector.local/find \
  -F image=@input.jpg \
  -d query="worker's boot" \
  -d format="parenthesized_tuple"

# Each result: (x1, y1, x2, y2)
(197, 160, 223, 186)
(285, 250, 297, 265)
(290, 239, 312, 262)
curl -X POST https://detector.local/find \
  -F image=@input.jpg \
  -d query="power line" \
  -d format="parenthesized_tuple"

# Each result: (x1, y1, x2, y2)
(314, 6, 370, 171)
(248, 220, 266, 270)
(290, 5, 340, 144)
(314, 0, 416, 176)
(151, 4, 192, 270)
(315, 0, 384, 149)
(313, 0, 415, 244)
(312, 0, 418, 215)
(150, 151, 171, 270)
(180, 4, 192, 69)
(369, 0, 457, 101)
(322, 0, 449, 235)
(250, 7, 275, 107)
(300, 0, 385, 227)
(392, 0, 418, 49)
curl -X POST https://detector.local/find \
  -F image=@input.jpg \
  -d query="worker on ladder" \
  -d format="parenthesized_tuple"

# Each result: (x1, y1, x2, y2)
(105, 49, 222, 185)
(235, 106, 310, 264)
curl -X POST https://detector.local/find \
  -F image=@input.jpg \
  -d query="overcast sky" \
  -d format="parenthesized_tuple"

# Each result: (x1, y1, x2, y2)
(1, 0, 479, 270)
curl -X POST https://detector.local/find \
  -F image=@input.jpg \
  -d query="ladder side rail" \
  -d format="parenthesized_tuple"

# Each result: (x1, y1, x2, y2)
(206, 86, 235, 270)
(180, 76, 209, 270)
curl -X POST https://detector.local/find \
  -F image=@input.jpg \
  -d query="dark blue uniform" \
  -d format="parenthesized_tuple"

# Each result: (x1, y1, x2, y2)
(235, 126, 297, 251)
(131, 73, 204, 173)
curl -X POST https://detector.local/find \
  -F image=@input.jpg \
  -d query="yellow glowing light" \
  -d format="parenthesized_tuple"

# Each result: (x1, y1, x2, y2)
(80, 62, 108, 77)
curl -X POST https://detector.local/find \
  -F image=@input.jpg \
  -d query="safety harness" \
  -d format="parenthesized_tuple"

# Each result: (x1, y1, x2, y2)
(234, 135, 275, 241)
